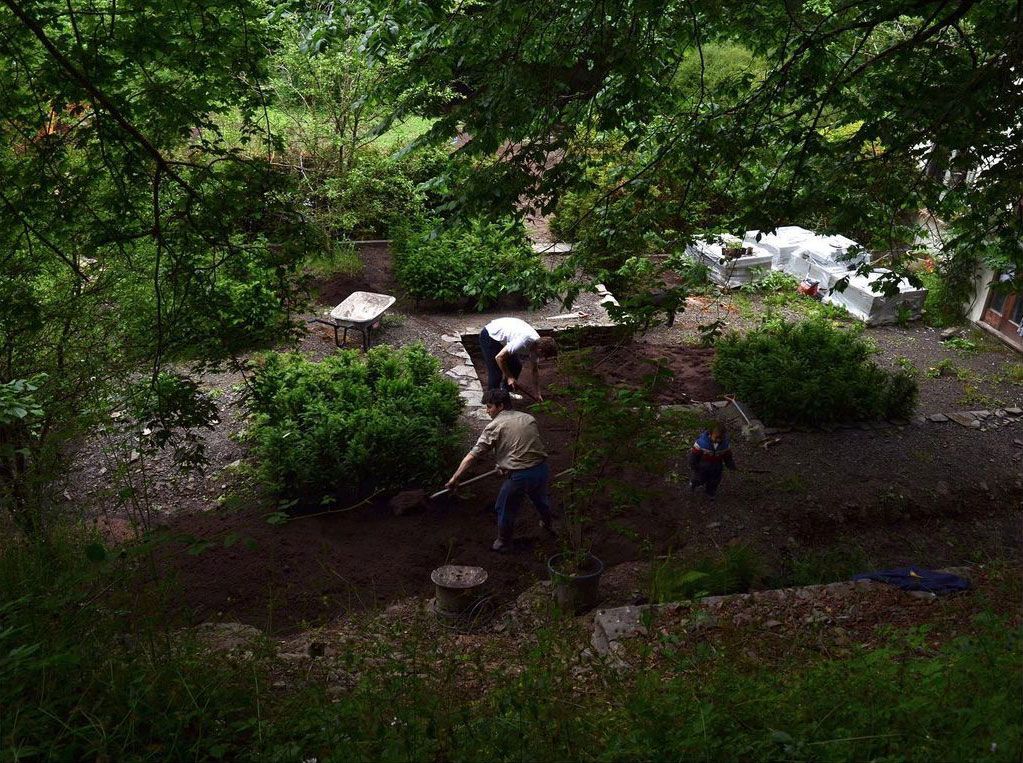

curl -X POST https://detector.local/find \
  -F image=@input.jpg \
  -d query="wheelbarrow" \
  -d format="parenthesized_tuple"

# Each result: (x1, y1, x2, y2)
(308, 291, 396, 351)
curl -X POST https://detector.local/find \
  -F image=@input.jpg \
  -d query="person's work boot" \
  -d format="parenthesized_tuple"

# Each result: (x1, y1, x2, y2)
(491, 537, 510, 552)
(689, 479, 698, 493)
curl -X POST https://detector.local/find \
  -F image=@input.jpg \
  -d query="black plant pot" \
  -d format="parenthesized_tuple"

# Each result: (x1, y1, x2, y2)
(547, 552, 604, 614)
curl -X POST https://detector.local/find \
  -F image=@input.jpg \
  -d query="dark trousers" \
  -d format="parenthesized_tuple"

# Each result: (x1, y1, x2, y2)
(691, 463, 724, 496)
(479, 327, 521, 390)
(495, 461, 552, 541)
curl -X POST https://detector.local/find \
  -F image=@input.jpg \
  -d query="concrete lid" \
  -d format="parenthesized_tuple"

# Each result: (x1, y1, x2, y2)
(431, 565, 488, 589)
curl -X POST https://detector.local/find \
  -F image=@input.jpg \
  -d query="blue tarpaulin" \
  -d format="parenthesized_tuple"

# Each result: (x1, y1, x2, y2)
(852, 567, 971, 594)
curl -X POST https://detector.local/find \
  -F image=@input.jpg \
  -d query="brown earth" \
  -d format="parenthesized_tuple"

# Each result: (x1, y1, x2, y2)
(67, 244, 1022, 636)
(546, 343, 722, 404)
(159, 347, 1023, 634)
(309, 243, 402, 310)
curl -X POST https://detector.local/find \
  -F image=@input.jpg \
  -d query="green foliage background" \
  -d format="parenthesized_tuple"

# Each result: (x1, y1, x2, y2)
(393, 216, 563, 310)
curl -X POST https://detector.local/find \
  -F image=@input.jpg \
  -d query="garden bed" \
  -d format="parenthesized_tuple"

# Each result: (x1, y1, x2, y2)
(158, 384, 1023, 634)
(120, 262, 1021, 637)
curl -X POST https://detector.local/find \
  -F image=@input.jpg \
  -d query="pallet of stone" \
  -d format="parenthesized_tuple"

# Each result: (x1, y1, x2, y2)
(743, 226, 869, 285)
(686, 235, 773, 288)
(822, 268, 927, 325)
(800, 232, 869, 270)
(742, 226, 815, 270)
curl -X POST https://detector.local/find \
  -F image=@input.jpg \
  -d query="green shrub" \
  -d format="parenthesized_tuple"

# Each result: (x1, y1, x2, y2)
(944, 336, 979, 353)
(663, 251, 712, 290)
(393, 216, 562, 310)
(246, 344, 462, 499)
(744, 267, 798, 294)
(115, 242, 299, 359)
(926, 357, 966, 379)
(713, 318, 918, 425)
(318, 151, 422, 239)
(650, 545, 762, 602)
(314, 147, 449, 239)
(920, 251, 979, 327)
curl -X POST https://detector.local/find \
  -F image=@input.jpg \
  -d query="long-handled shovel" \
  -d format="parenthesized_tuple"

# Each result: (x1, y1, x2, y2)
(509, 381, 542, 403)
(427, 468, 503, 500)
(389, 468, 502, 515)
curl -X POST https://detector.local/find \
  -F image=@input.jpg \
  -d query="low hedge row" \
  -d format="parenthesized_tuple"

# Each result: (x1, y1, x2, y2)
(393, 216, 562, 310)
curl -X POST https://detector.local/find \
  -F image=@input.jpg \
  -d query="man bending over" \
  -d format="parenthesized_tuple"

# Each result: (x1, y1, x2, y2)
(479, 317, 556, 401)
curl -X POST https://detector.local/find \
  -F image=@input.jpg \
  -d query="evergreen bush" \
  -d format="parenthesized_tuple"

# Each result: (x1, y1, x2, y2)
(246, 344, 462, 500)
(713, 318, 918, 425)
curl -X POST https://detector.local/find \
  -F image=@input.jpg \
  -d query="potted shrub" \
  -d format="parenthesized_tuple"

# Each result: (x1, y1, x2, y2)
(539, 357, 677, 614)
(547, 523, 605, 614)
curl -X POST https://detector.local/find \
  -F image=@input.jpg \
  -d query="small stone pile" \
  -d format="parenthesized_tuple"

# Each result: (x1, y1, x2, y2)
(924, 406, 1022, 431)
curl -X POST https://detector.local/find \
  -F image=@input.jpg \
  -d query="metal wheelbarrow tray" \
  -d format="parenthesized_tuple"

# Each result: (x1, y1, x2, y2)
(308, 291, 396, 350)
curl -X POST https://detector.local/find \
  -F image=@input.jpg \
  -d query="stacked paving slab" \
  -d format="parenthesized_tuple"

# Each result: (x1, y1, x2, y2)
(687, 225, 927, 326)
(685, 234, 773, 288)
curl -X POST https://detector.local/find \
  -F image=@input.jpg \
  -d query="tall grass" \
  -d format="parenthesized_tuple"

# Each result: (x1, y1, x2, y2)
(2, 527, 1020, 761)
(649, 545, 762, 602)
(0, 527, 272, 761)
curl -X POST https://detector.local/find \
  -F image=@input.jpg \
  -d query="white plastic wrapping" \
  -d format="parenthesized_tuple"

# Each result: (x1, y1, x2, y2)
(699, 226, 928, 325)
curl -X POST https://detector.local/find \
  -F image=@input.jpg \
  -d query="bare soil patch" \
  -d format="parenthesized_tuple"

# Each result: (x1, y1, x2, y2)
(309, 243, 402, 309)
(568, 343, 722, 404)
(462, 337, 722, 405)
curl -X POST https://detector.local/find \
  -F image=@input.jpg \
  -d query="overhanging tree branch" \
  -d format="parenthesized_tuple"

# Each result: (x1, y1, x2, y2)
(0, 190, 89, 281)
(0, 0, 200, 200)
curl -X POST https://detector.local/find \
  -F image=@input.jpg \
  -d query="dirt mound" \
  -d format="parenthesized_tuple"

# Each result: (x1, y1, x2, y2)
(580, 343, 722, 404)
(308, 243, 400, 308)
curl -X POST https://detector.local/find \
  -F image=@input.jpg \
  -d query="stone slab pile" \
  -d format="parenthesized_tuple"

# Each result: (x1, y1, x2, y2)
(746, 226, 868, 291)
(685, 234, 774, 288)
(577, 224, 926, 325)
(821, 268, 927, 325)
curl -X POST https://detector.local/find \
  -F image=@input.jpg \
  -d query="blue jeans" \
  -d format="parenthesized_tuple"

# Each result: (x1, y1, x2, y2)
(479, 327, 522, 390)
(495, 461, 552, 541)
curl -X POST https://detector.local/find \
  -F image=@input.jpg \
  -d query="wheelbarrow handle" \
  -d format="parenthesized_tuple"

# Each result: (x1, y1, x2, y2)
(429, 468, 502, 500)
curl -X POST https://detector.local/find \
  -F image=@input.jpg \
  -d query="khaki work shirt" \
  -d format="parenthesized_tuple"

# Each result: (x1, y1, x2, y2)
(469, 410, 547, 471)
